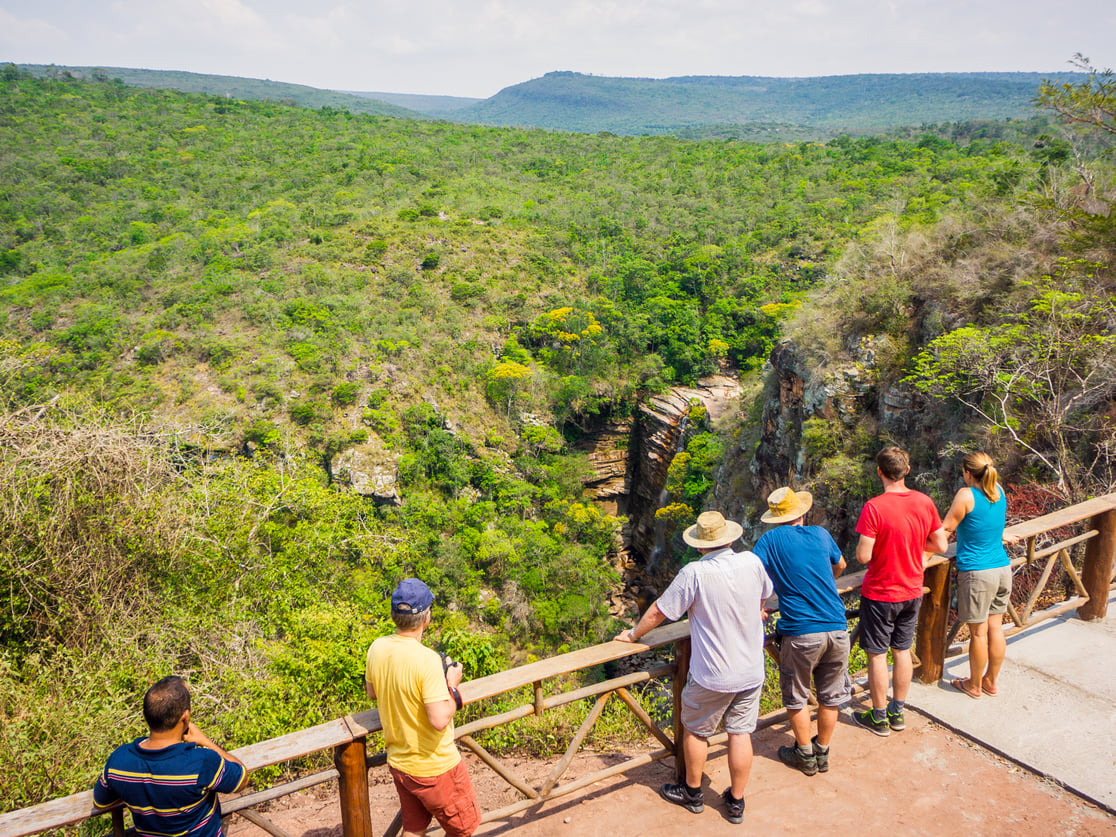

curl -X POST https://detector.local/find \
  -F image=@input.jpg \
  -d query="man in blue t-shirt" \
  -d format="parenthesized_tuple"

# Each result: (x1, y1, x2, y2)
(753, 487, 851, 776)
(93, 676, 247, 837)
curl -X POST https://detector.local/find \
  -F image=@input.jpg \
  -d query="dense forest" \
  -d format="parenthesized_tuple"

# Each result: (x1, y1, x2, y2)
(0, 60, 1113, 812)
(18, 63, 1087, 139)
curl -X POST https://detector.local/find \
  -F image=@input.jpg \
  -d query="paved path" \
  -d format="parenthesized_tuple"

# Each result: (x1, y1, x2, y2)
(907, 590, 1116, 813)
(228, 593, 1116, 837)
(231, 700, 1116, 837)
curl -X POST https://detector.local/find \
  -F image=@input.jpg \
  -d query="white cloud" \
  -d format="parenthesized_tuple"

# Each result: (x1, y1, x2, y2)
(0, 8, 71, 52)
(2, 0, 1112, 96)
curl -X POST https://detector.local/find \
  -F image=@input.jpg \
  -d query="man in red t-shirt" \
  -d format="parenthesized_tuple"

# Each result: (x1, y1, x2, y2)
(852, 446, 947, 737)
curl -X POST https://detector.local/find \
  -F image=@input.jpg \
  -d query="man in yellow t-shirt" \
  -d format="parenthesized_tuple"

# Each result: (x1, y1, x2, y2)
(365, 578, 480, 837)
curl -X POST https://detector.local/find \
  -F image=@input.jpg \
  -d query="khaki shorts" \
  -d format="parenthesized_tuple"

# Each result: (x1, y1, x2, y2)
(957, 565, 1012, 624)
(390, 761, 481, 837)
(779, 630, 852, 710)
(680, 676, 762, 737)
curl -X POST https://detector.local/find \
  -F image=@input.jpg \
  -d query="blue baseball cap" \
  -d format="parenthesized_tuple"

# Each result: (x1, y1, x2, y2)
(391, 578, 433, 614)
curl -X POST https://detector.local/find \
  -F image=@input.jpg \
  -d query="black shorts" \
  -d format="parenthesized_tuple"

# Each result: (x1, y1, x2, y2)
(859, 595, 920, 654)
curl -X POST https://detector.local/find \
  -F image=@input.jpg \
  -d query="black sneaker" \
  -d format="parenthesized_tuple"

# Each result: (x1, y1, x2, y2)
(887, 707, 905, 731)
(721, 788, 745, 824)
(778, 743, 818, 776)
(852, 708, 891, 737)
(660, 782, 704, 813)
(811, 735, 830, 773)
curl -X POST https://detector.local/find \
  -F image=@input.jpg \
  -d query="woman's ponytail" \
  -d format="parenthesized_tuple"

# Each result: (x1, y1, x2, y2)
(962, 451, 999, 502)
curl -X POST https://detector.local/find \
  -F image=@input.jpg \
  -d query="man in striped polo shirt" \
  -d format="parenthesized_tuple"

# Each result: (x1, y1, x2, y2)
(93, 676, 247, 837)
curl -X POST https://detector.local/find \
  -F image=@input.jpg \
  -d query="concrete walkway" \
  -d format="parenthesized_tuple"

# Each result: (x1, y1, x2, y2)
(907, 590, 1116, 813)
(230, 699, 1116, 837)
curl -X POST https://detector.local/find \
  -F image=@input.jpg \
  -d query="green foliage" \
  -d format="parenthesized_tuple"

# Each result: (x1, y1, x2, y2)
(1035, 55, 1116, 140)
(906, 280, 1116, 495)
(331, 381, 361, 406)
(2, 69, 1109, 813)
(460, 70, 1084, 136)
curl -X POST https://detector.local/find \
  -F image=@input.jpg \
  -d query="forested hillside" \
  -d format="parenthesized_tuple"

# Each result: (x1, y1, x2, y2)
(0, 61, 1112, 811)
(16, 64, 424, 119)
(15, 63, 1087, 139)
(450, 71, 1087, 136)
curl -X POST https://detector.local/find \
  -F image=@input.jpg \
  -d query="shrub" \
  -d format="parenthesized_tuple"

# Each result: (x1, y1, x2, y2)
(331, 381, 360, 406)
(289, 402, 319, 426)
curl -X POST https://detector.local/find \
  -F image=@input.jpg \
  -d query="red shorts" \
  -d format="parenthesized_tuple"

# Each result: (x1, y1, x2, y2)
(389, 761, 481, 837)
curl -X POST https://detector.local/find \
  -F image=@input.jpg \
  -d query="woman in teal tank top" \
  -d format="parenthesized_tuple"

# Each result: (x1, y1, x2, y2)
(942, 452, 1016, 699)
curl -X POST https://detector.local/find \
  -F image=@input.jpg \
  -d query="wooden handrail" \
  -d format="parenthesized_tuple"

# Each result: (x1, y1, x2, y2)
(4, 494, 1115, 837)
(0, 622, 692, 837)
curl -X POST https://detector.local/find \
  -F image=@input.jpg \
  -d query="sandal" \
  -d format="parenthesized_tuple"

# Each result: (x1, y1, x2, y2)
(950, 678, 981, 699)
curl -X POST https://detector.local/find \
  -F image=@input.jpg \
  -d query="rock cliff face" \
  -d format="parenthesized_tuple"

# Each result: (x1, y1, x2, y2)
(578, 375, 743, 615)
(329, 435, 401, 505)
(578, 376, 743, 567)
(723, 337, 949, 549)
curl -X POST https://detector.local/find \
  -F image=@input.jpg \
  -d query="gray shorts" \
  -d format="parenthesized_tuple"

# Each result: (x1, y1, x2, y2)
(957, 565, 1012, 623)
(680, 676, 762, 737)
(778, 630, 852, 710)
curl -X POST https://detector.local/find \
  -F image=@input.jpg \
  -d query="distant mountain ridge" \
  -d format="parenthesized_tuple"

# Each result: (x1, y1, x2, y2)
(16, 64, 425, 120)
(14, 63, 1085, 138)
(447, 70, 1088, 135)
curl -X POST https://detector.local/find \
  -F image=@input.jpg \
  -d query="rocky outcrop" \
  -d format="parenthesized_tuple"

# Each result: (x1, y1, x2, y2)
(733, 336, 951, 548)
(608, 376, 744, 565)
(329, 435, 401, 505)
(579, 420, 632, 517)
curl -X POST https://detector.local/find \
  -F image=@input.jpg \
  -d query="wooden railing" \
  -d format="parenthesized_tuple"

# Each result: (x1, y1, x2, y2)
(913, 492, 1116, 683)
(2, 494, 1114, 837)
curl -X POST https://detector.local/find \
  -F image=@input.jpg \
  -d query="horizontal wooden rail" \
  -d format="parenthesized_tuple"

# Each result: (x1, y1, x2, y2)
(4, 494, 1114, 837)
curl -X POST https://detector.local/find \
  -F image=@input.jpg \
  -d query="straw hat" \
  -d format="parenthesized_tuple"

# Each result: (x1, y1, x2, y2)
(682, 511, 744, 549)
(760, 486, 813, 524)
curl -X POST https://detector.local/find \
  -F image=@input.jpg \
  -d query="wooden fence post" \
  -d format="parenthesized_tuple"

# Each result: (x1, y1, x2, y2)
(672, 637, 691, 783)
(334, 739, 372, 837)
(1078, 509, 1116, 621)
(915, 560, 951, 684)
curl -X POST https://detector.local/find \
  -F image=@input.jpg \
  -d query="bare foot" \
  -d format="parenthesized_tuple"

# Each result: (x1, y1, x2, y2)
(950, 678, 982, 699)
(981, 678, 998, 696)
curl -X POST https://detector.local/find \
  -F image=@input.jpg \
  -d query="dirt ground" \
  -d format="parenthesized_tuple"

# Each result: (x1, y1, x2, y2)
(227, 700, 1116, 837)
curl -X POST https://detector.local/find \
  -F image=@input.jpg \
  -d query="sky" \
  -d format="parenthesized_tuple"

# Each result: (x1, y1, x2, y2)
(1, 0, 1112, 99)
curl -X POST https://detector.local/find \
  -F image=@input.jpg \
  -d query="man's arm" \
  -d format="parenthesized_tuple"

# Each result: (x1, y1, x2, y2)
(364, 679, 376, 701)
(614, 601, 667, 643)
(185, 722, 247, 773)
(855, 534, 875, 565)
(832, 556, 847, 578)
(92, 768, 119, 810)
(424, 661, 463, 732)
(925, 526, 949, 555)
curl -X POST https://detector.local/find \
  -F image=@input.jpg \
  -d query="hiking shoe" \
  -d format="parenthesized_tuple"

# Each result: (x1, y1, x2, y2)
(811, 736, 829, 773)
(887, 708, 905, 731)
(721, 788, 745, 824)
(852, 709, 891, 737)
(778, 743, 818, 776)
(659, 782, 704, 813)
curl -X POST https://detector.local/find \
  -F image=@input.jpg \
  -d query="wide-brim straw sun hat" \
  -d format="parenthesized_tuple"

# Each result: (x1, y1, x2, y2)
(760, 486, 813, 524)
(682, 511, 744, 549)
